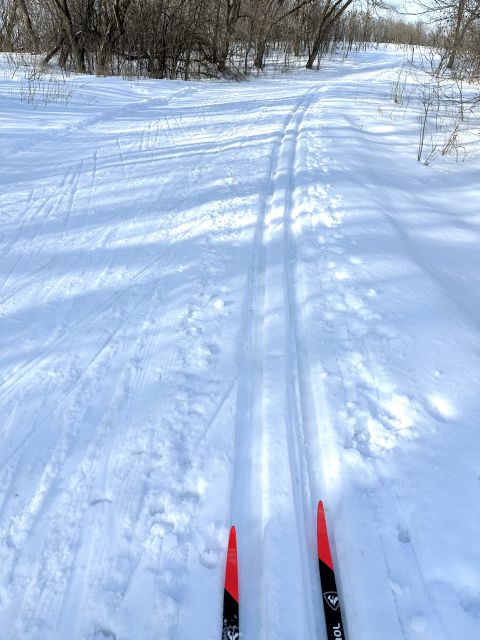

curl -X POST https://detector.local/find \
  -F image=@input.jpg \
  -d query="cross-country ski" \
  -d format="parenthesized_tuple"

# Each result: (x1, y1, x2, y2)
(222, 527, 240, 640)
(317, 502, 346, 640)
(1, 3, 480, 638)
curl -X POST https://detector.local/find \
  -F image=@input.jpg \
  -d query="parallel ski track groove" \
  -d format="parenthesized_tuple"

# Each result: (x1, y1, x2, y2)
(281, 87, 325, 638)
(229, 86, 320, 640)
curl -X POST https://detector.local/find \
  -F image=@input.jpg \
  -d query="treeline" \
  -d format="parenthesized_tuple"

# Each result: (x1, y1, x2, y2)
(0, 0, 429, 79)
(423, 0, 480, 80)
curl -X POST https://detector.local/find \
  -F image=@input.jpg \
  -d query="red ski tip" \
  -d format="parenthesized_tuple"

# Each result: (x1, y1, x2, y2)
(317, 501, 334, 571)
(225, 526, 239, 603)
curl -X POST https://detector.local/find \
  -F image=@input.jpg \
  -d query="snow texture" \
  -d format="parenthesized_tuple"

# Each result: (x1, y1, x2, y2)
(0, 46, 479, 639)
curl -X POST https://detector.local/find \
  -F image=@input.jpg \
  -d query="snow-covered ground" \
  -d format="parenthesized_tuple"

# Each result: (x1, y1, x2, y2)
(1, 46, 479, 640)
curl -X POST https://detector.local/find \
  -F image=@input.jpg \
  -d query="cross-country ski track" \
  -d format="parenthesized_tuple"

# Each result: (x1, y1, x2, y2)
(1, 48, 480, 640)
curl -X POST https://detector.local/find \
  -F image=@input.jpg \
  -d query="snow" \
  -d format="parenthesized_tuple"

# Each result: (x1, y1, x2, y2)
(1, 46, 480, 639)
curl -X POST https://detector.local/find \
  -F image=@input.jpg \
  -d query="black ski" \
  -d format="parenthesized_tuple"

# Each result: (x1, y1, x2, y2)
(317, 501, 347, 640)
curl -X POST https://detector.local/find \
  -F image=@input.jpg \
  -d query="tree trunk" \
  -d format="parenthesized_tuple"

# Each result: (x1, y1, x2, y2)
(306, 24, 327, 68)
(51, 0, 86, 72)
(17, 0, 40, 52)
(254, 24, 269, 69)
(447, 0, 466, 69)
(306, 0, 354, 69)
(217, 0, 242, 72)
(4, 2, 17, 50)
(67, 29, 86, 73)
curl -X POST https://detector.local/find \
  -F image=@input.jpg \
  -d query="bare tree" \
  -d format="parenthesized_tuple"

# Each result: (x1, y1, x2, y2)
(417, 0, 480, 70)
(1, 0, 39, 51)
(0, 0, 434, 80)
(251, 0, 315, 68)
(45, 0, 86, 72)
(306, 0, 356, 68)
(96, 0, 133, 74)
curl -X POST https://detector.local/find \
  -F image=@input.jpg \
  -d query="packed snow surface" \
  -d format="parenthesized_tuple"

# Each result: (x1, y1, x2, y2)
(1, 47, 479, 640)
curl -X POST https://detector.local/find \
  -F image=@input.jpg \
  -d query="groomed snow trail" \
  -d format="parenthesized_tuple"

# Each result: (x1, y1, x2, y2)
(1, 48, 480, 640)
(229, 86, 323, 640)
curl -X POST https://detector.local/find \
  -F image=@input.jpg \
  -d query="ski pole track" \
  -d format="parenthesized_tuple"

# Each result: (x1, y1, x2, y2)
(0, 170, 190, 419)
(0, 85, 204, 290)
(0, 218, 200, 467)
(0, 127, 258, 407)
(296, 144, 412, 640)
(0, 271, 179, 636)
(0, 138, 153, 308)
(0, 153, 105, 307)
(2, 50, 477, 640)
(357, 446, 452, 640)
(294, 69, 463, 640)
(0, 341, 128, 634)
(0, 160, 83, 293)
(8, 281, 171, 637)
(0, 291, 137, 470)
(1, 89, 271, 638)
(0, 92, 262, 314)
(0, 85, 195, 167)
(0, 91, 267, 390)
(0, 191, 207, 403)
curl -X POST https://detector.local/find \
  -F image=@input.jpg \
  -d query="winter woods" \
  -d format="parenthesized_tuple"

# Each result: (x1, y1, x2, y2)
(0, 0, 428, 78)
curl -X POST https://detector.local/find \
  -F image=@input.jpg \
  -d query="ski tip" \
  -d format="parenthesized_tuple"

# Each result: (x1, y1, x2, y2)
(225, 526, 239, 603)
(317, 500, 334, 571)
